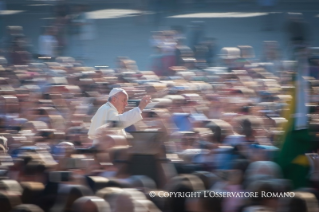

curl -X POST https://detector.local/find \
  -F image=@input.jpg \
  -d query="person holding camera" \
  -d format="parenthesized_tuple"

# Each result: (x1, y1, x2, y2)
(88, 88, 151, 144)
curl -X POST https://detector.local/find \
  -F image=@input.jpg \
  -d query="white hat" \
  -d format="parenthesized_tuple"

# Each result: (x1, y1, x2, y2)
(109, 88, 128, 98)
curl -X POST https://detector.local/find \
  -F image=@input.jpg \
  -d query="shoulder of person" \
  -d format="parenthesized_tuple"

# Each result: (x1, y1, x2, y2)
(96, 103, 110, 111)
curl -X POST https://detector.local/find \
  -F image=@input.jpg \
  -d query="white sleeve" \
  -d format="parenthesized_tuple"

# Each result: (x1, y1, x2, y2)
(108, 107, 143, 129)
(88, 106, 143, 139)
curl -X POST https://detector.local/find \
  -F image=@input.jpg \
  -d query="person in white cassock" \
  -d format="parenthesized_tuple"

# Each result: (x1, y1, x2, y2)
(88, 88, 151, 143)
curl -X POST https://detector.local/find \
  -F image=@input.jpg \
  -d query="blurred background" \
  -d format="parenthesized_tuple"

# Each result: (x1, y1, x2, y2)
(1, 0, 319, 68)
(0, 1, 318, 212)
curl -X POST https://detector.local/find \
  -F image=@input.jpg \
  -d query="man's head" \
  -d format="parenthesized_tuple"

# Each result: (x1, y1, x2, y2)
(108, 88, 128, 114)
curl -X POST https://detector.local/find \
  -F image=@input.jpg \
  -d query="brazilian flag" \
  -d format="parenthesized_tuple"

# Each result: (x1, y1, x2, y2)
(276, 62, 314, 189)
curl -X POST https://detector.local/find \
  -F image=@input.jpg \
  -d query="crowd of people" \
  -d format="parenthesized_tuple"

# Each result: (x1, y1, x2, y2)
(1, 2, 96, 64)
(0, 7, 319, 212)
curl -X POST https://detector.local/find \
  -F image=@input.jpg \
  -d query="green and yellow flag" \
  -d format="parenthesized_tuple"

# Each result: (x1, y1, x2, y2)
(276, 61, 314, 189)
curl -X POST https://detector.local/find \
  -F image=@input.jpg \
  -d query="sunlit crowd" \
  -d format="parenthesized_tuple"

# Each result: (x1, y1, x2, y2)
(0, 6, 318, 212)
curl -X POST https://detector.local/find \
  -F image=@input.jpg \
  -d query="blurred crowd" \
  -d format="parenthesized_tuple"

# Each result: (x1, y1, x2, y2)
(1, 2, 96, 63)
(0, 6, 319, 212)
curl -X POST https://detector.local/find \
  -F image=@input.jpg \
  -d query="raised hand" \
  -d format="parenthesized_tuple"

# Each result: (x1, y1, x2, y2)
(138, 95, 152, 111)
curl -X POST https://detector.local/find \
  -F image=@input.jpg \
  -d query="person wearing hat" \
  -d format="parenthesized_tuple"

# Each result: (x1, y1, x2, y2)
(88, 88, 151, 143)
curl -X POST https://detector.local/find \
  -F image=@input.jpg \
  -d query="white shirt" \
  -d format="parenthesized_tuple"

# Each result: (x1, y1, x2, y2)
(38, 35, 57, 57)
(88, 102, 143, 142)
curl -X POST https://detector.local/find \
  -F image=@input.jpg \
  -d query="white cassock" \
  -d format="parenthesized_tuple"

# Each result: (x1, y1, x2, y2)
(88, 102, 143, 144)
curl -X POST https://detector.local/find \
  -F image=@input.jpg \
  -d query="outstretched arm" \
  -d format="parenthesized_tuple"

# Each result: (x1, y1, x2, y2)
(112, 95, 151, 128)
(109, 107, 143, 129)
